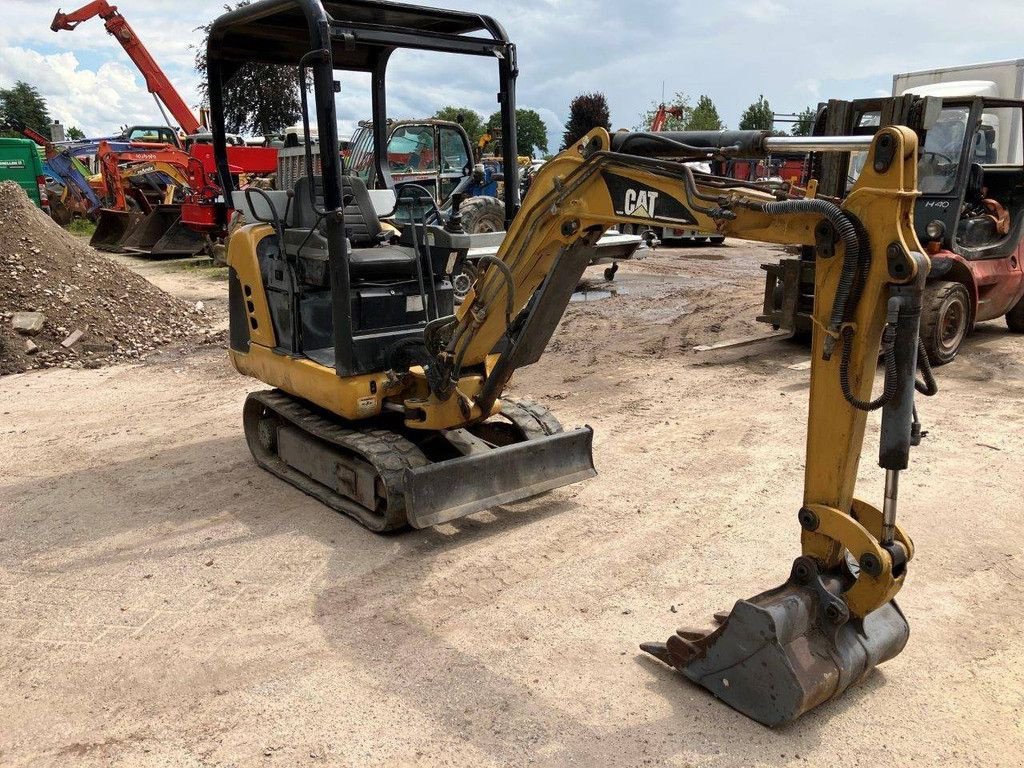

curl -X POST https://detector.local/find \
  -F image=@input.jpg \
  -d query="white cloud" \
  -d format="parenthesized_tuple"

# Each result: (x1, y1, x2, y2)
(3, 0, 1024, 145)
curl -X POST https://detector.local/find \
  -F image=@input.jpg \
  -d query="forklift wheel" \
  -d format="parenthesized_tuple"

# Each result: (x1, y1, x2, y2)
(1006, 296, 1024, 333)
(920, 281, 970, 365)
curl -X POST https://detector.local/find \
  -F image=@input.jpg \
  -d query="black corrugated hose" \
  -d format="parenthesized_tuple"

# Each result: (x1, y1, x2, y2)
(755, 199, 864, 341)
(840, 325, 898, 411)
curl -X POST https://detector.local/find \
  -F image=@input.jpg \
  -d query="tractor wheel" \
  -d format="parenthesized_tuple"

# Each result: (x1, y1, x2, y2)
(1005, 296, 1024, 333)
(459, 196, 505, 234)
(920, 281, 971, 365)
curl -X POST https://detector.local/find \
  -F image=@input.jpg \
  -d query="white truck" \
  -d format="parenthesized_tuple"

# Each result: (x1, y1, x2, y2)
(893, 60, 1024, 165)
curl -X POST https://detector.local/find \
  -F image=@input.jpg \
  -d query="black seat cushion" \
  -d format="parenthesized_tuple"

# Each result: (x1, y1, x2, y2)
(349, 246, 418, 279)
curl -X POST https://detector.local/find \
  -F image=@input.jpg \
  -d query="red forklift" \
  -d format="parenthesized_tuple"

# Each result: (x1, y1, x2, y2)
(760, 94, 1024, 363)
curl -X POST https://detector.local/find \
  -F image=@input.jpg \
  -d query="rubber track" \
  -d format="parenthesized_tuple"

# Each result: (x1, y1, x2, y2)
(499, 398, 564, 440)
(245, 390, 429, 532)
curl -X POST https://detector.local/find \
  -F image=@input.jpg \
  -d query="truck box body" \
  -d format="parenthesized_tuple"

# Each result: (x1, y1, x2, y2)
(0, 137, 47, 209)
(893, 60, 1024, 164)
(893, 59, 1024, 101)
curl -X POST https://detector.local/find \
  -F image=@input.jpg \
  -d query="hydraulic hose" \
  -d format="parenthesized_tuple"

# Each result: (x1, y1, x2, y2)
(840, 325, 897, 411)
(753, 199, 865, 350)
(915, 339, 939, 396)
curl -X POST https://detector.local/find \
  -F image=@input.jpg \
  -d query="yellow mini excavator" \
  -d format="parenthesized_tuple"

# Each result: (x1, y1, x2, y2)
(208, 0, 937, 727)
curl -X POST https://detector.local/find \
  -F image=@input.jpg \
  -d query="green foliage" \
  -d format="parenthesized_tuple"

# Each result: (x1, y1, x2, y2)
(0, 81, 51, 135)
(739, 95, 775, 131)
(67, 218, 96, 237)
(487, 108, 549, 158)
(637, 93, 725, 131)
(637, 92, 691, 131)
(194, 2, 301, 136)
(66, 126, 86, 141)
(433, 106, 486, 145)
(688, 95, 725, 131)
(791, 106, 817, 136)
(561, 92, 611, 150)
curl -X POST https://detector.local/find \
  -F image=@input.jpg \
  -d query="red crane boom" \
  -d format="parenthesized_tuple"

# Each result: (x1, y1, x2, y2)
(51, 2, 202, 136)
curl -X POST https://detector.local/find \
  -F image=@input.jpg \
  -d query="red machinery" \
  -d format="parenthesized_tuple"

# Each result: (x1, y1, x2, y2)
(89, 140, 216, 255)
(650, 103, 685, 132)
(51, 1, 201, 133)
(51, 3, 277, 184)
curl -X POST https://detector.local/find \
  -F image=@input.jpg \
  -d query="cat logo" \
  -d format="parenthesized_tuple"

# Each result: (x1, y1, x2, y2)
(624, 188, 659, 219)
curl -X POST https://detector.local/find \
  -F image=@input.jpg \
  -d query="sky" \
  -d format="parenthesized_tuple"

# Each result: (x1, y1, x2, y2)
(2, 0, 1024, 154)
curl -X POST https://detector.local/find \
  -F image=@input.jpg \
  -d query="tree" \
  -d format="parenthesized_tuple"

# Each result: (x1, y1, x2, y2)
(739, 95, 775, 131)
(433, 106, 486, 146)
(487, 108, 549, 158)
(561, 92, 611, 150)
(636, 92, 691, 131)
(66, 126, 85, 141)
(0, 81, 51, 135)
(791, 106, 817, 136)
(688, 95, 725, 131)
(193, 2, 301, 136)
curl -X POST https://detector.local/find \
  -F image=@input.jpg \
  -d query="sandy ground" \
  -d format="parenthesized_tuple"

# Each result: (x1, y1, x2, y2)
(1, 243, 1022, 767)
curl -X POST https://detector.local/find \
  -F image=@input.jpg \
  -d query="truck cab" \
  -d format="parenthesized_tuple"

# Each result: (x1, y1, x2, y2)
(0, 137, 49, 212)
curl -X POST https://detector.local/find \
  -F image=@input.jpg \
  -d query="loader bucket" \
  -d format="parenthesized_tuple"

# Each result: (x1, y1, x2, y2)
(119, 205, 206, 257)
(642, 556, 909, 727)
(89, 208, 143, 252)
(404, 427, 597, 528)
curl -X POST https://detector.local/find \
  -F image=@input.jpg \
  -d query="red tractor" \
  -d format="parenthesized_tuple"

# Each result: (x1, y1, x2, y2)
(760, 94, 1024, 363)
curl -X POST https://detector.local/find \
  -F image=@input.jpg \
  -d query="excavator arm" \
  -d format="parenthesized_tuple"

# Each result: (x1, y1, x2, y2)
(408, 125, 931, 725)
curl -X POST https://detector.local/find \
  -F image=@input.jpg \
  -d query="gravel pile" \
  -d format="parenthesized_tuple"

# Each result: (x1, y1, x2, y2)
(0, 182, 212, 375)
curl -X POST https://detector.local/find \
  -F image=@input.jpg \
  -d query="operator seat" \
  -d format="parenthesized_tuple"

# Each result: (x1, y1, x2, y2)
(957, 163, 1011, 249)
(286, 175, 419, 283)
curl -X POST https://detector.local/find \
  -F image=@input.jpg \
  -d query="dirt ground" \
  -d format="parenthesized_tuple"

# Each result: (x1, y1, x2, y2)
(1, 242, 1022, 767)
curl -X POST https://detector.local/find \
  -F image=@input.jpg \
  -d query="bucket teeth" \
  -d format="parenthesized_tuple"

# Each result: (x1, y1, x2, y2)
(643, 557, 910, 727)
(638, 641, 672, 665)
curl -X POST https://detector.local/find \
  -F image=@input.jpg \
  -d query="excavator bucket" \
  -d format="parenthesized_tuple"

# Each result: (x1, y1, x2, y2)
(118, 205, 207, 257)
(89, 208, 144, 252)
(642, 557, 910, 727)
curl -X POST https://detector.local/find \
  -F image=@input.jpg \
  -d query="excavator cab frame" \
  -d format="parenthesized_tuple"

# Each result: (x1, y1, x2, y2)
(208, 0, 522, 381)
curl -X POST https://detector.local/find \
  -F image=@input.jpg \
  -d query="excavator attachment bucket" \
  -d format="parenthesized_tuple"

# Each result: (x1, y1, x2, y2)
(642, 557, 909, 727)
(119, 205, 207, 257)
(89, 208, 143, 252)
(404, 427, 596, 528)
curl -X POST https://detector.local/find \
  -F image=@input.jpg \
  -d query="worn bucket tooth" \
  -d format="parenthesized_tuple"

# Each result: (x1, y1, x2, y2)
(712, 611, 730, 625)
(675, 627, 712, 642)
(642, 556, 910, 727)
(639, 641, 672, 665)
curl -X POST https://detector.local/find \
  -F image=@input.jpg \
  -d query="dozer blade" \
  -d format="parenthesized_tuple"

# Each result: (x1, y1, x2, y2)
(404, 427, 596, 528)
(89, 208, 144, 252)
(119, 205, 206, 257)
(642, 556, 909, 727)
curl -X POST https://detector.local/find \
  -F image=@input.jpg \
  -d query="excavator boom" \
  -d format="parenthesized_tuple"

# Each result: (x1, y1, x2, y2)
(401, 125, 931, 724)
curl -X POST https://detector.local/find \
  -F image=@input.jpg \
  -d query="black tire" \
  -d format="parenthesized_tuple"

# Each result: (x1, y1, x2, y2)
(459, 196, 505, 234)
(1006, 296, 1024, 333)
(920, 281, 971, 365)
(709, 235, 725, 245)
